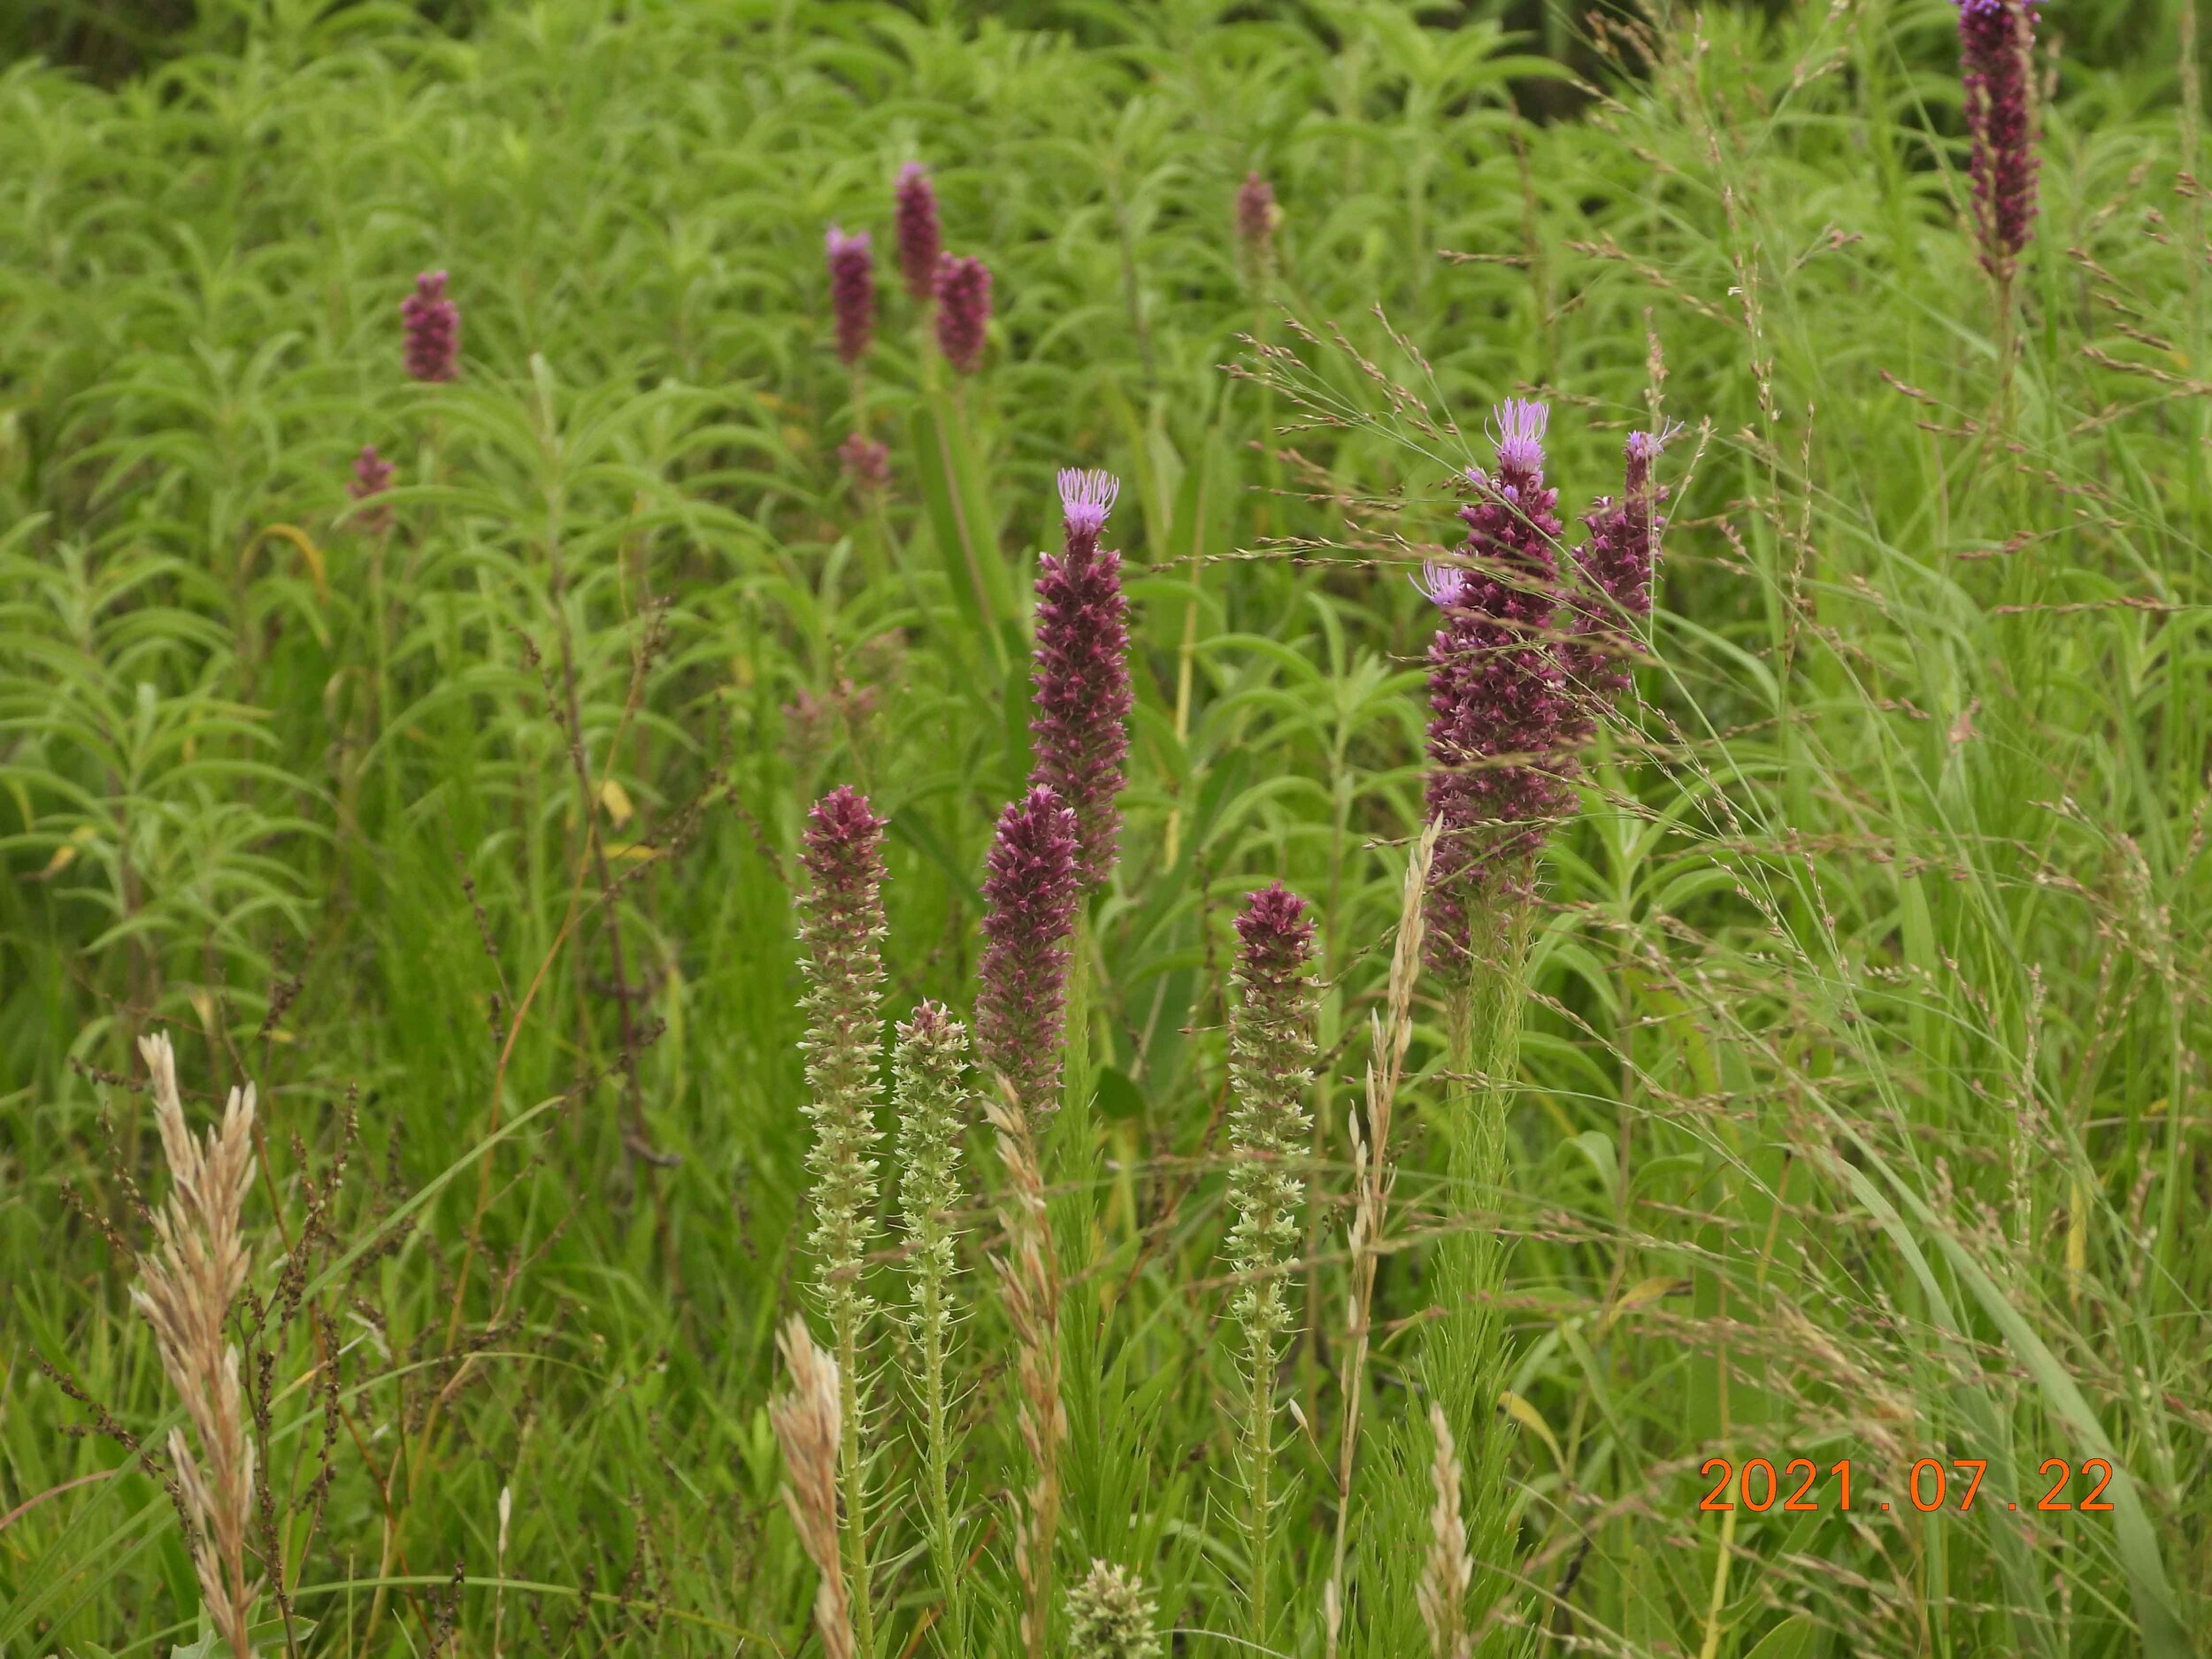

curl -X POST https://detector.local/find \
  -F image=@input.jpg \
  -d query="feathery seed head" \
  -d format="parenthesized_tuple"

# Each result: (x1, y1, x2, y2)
(1066, 1560, 1163, 1659)
(933, 253, 992, 376)
(1031, 470, 1132, 886)
(400, 270, 459, 383)
(825, 226, 876, 367)
(976, 786, 1080, 1118)
(772, 1317, 855, 1659)
(894, 162, 942, 302)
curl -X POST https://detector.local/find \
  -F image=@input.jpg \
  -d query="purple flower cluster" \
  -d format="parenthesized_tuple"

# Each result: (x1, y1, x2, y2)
(348, 444, 395, 534)
(976, 786, 1081, 1118)
(825, 227, 876, 367)
(933, 254, 992, 377)
(839, 432, 890, 494)
(1420, 399, 1576, 971)
(1957, 0, 2040, 284)
(400, 271, 459, 383)
(895, 163, 943, 303)
(1029, 470, 1133, 886)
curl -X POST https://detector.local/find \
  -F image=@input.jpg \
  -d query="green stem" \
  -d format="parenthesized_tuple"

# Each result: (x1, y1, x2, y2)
(834, 1310, 874, 1659)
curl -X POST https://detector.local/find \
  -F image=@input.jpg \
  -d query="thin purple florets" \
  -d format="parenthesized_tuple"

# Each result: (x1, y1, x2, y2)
(895, 163, 943, 303)
(1031, 471, 1132, 886)
(1423, 400, 1574, 974)
(400, 271, 459, 383)
(1057, 467, 1118, 552)
(1956, 0, 2039, 284)
(976, 786, 1081, 1118)
(825, 227, 876, 367)
(348, 444, 395, 533)
(933, 254, 991, 377)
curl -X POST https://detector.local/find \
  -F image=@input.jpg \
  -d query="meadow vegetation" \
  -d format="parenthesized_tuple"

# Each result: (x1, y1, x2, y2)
(1, 0, 2208, 1655)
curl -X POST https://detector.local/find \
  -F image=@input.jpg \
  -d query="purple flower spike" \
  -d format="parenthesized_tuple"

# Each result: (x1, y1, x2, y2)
(976, 785, 1081, 1118)
(895, 163, 943, 303)
(933, 254, 991, 377)
(1956, 0, 2039, 286)
(825, 227, 876, 367)
(1568, 422, 1680, 704)
(839, 432, 890, 494)
(348, 444, 395, 534)
(1422, 398, 1573, 974)
(1235, 172, 1278, 257)
(400, 271, 459, 383)
(1032, 470, 1132, 887)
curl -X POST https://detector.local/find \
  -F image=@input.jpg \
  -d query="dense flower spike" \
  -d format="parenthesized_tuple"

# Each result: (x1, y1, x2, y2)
(976, 785, 1080, 1117)
(894, 1001, 971, 1344)
(348, 443, 395, 533)
(1225, 883, 1319, 1333)
(400, 270, 459, 382)
(1421, 398, 1574, 972)
(825, 227, 876, 367)
(1235, 171, 1278, 270)
(1065, 1560, 1164, 1659)
(838, 432, 890, 494)
(1957, 0, 2040, 285)
(796, 785, 889, 1327)
(1569, 420, 1681, 701)
(1030, 469, 1133, 885)
(933, 253, 992, 376)
(894, 162, 942, 303)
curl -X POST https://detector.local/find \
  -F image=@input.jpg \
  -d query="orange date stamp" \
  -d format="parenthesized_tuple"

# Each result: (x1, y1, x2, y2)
(1696, 1456, 2116, 1515)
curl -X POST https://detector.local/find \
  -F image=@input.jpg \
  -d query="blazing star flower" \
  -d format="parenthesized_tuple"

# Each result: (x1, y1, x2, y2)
(976, 785, 1080, 1118)
(838, 432, 891, 494)
(400, 271, 459, 383)
(1225, 883, 1318, 1337)
(797, 784, 889, 1328)
(1957, 0, 2040, 285)
(1235, 172, 1279, 267)
(348, 444, 395, 533)
(895, 163, 943, 303)
(933, 254, 992, 377)
(1422, 398, 1574, 972)
(1030, 470, 1133, 887)
(1568, 419, 1682, 702)
(825, 227, 876, 367)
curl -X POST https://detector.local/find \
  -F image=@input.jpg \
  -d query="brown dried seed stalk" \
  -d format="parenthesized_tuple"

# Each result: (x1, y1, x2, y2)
(1324, 820, 1435, 1659)
(986, 1079, 1064, 1659)
(770, 1315, 855, 1659)
(130, 1032, 263, 1659)
(1417, 1404, 1472, 1659)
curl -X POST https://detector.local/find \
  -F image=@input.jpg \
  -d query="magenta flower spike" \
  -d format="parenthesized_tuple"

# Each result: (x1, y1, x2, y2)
(1236, 172, 1277, 254)
(400, 271, 459, 383)
(348, 443, 395, 533)
(895, 163, 943, 303)
(933, 254, 992, 378)
(1030, 469, 1133, 887)
(825, 227, 877, 367)
(1957, 0, 2040, 285)
(1421, 398, 1574, 972)
(975, 785, 1081, 1118)
(1569, 420, 1682, 701)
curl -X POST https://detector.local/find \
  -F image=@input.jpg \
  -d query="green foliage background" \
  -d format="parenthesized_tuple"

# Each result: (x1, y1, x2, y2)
(1, 0, 2207, 1655)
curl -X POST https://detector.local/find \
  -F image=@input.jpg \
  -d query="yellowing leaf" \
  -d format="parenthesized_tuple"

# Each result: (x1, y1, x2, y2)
(1599, 1275, 1689, 1340)
(1499, 1389, 1564, 1471)
(597, 778, 634, 827)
